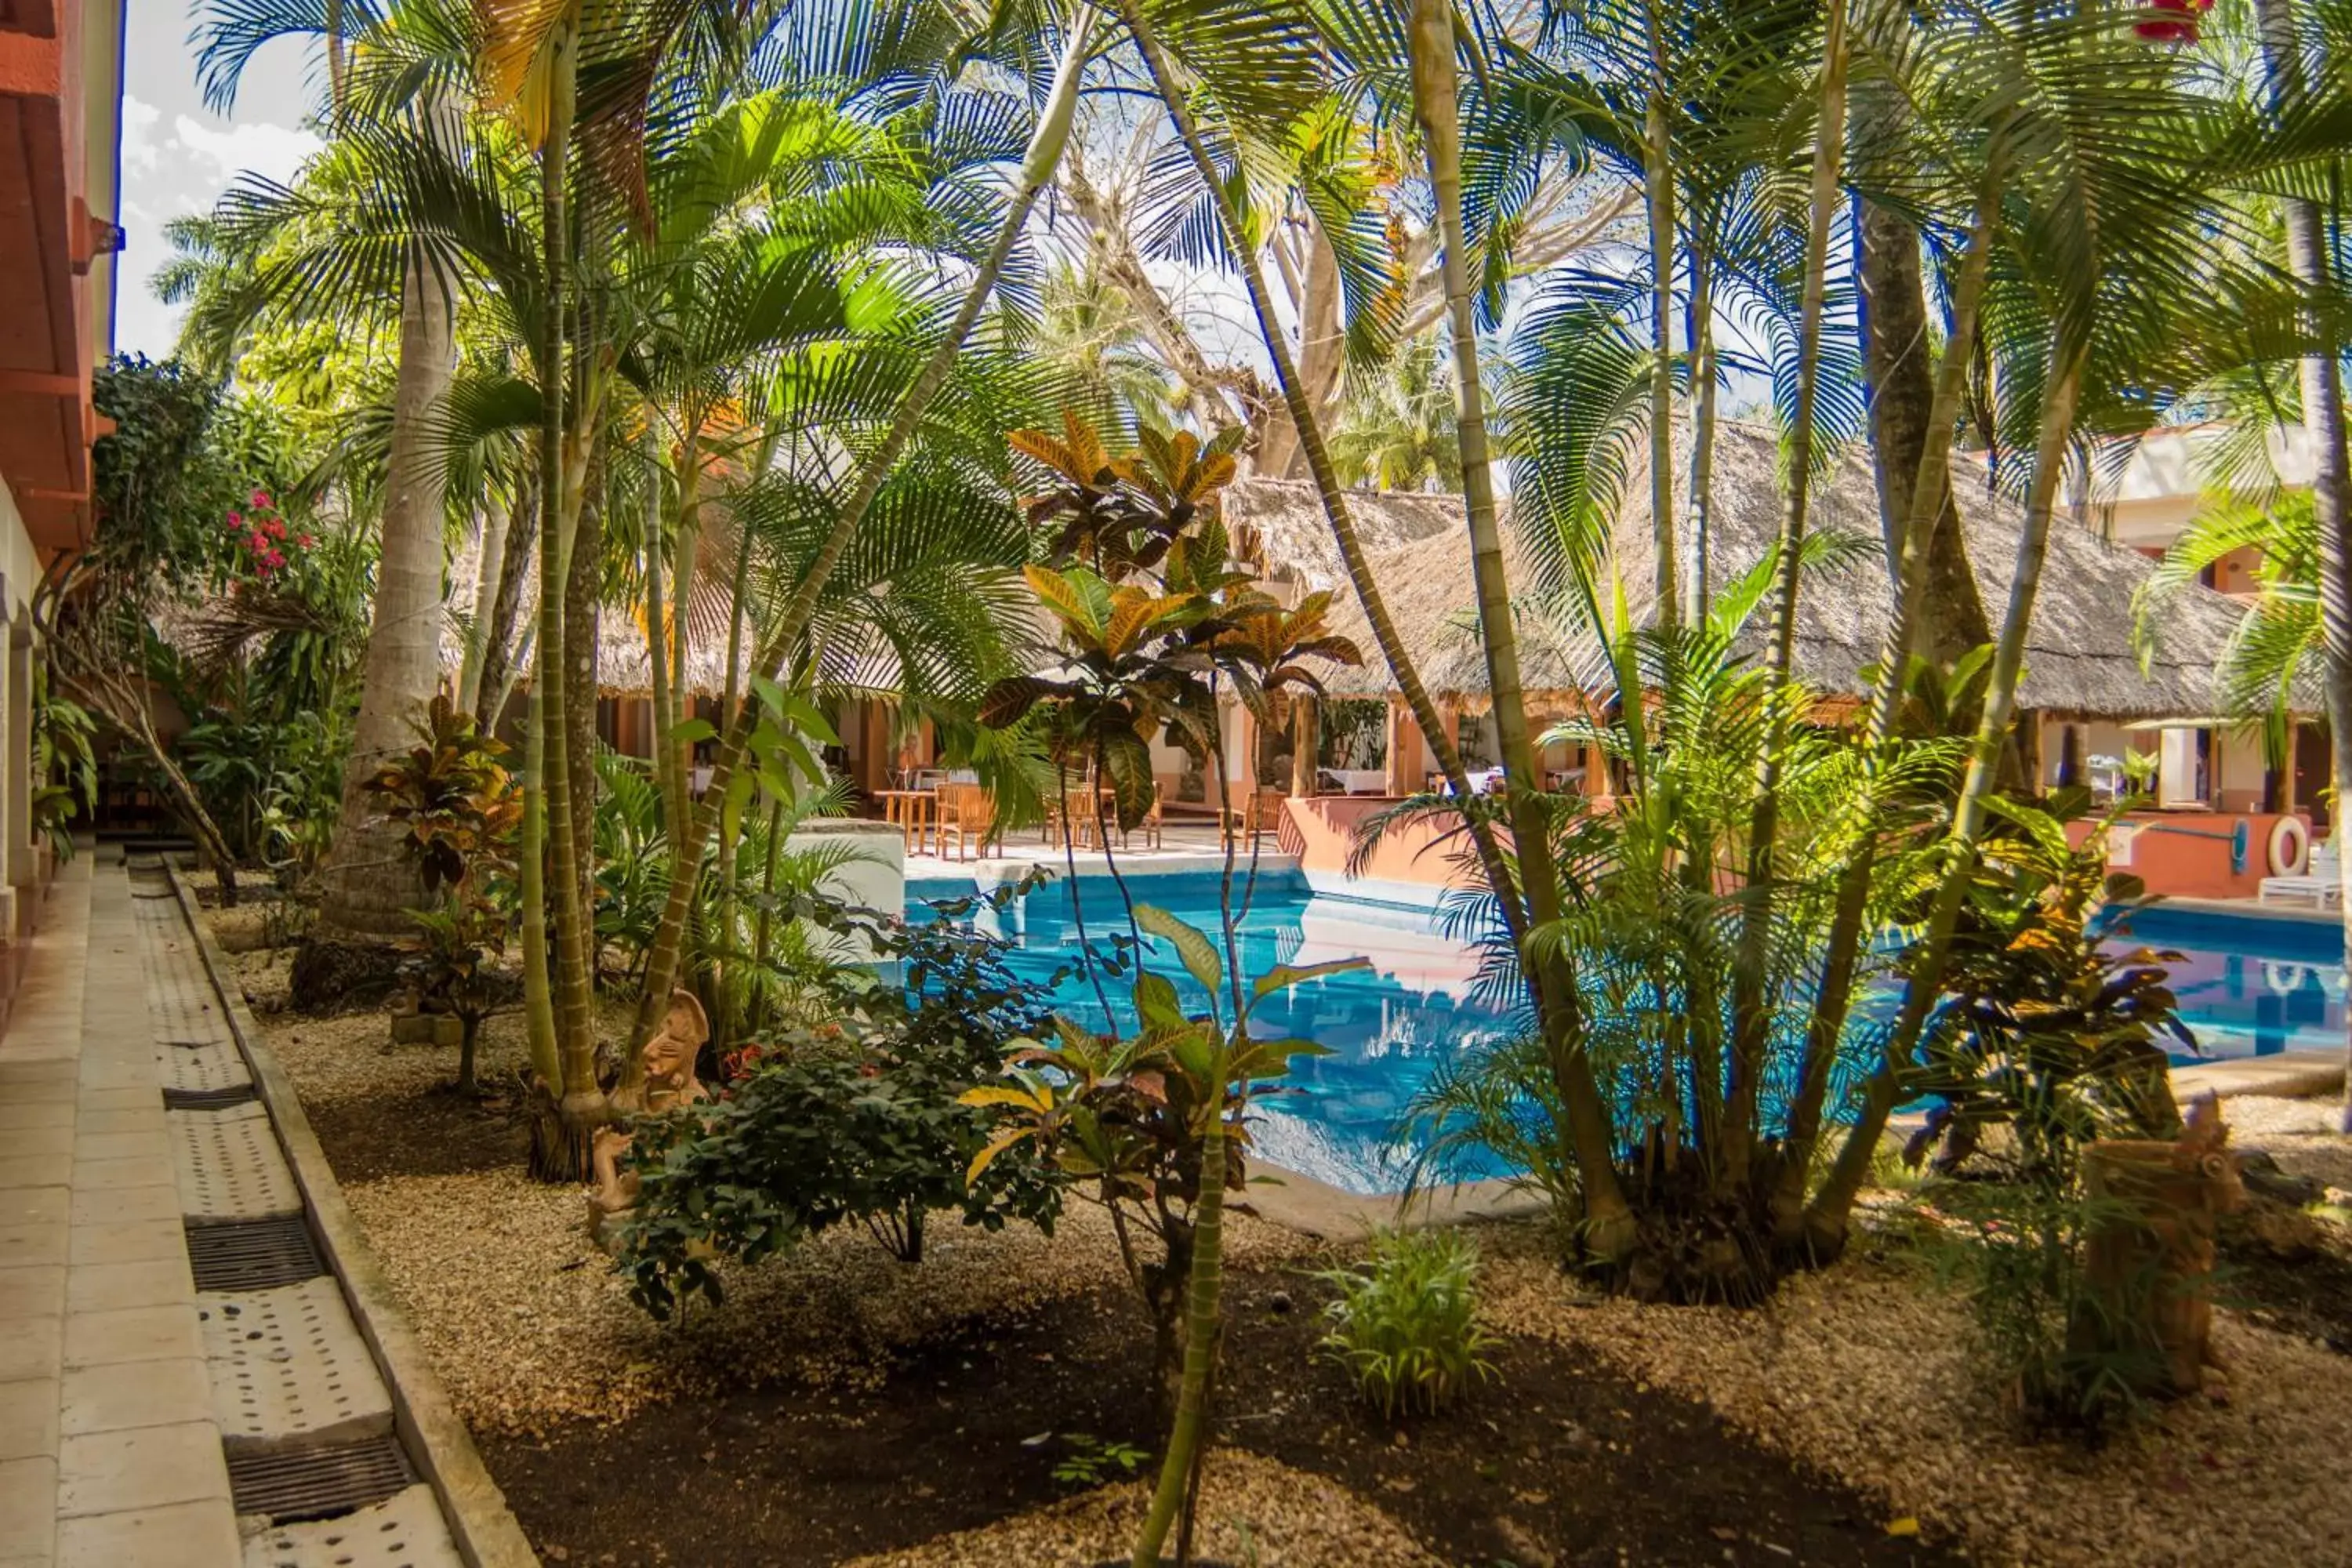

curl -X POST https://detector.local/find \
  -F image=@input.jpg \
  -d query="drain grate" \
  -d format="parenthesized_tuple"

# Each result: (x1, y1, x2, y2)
(187, 1216, 325, 1290)
(227, 1434, 414, 1524)
(164, 1083, 256, 1109)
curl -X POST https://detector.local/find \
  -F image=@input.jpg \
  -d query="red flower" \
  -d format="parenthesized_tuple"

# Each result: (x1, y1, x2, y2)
(250, 489, 273, 510)
(263, 518, 285, 540)
(297, 533, 316, 550)
(2136, 0, 2207, 42)
(227, 510, 244, 529)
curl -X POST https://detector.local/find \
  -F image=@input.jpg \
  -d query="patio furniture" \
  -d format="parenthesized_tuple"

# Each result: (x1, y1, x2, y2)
(1224, 789, 1289, 848)
(936, 782, 1004, 862)
(873, 787, 937, 854)
(2260, 839, 2343, 908)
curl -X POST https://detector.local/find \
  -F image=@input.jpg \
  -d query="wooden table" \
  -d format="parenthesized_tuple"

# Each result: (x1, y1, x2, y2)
(873, 788, 938, 853)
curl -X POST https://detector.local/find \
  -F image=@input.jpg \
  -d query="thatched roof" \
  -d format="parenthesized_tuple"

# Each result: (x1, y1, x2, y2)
(1255, 420, 2252, 721)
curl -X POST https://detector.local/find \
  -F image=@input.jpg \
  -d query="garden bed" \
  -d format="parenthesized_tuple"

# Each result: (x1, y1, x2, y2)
(206, 902, 2352, 1567)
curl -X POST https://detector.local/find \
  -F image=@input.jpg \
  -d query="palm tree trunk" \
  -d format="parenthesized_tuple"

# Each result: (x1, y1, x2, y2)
(1726, 0, 1849, 1185)
(1802, 341, 2085, 1254)
(2251, 0, 2352, 1136)
(1408, 0, 1634, 1254)
(1130, 1051, 1228, 1568)
(1857, 210, 1993, 659)
(1642, 12, 1679, 627)
(521, 20, 579, 1162)
(1772, 174, 2000, 1245)
(474, 476, 537, 731)
(1114, 0, 1526, 949)
(564, 440, 603, 989)
(1684, 241, 1717, 627)
(458, 504, 508, 718)
(314, 245, 456, 940)
(626, 5, 1100, 1066)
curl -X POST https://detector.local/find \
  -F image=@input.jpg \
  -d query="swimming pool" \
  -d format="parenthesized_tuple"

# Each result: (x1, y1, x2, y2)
(907, 873, 2347, 1195)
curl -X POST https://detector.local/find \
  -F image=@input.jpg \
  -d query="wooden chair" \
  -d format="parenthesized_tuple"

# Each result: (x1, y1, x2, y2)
(1106, 787, 1164, 851)
(1044, 782, 1105, 850)
(936, 783, 1004, 862)
(1224, 789, 1289, 848)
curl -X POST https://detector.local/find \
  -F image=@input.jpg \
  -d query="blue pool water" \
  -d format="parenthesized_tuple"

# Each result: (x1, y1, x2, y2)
(908, 874, 2347, 1195)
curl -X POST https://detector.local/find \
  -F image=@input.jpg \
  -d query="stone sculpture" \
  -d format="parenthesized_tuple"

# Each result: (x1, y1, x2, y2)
(586, 989, 710, 1249)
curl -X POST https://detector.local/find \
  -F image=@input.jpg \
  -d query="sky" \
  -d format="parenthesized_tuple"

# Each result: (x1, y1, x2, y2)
(118, 0, 323, 359)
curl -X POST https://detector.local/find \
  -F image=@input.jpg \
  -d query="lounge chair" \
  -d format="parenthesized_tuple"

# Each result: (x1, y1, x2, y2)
(2260, 840, 2343, 909)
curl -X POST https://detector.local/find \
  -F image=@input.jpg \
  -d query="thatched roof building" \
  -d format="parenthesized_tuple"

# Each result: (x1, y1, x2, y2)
(1246, 421, 2251, 721)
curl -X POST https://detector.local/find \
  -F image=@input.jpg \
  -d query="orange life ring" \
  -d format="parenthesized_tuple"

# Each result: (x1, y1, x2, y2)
(2267, 815, 2310, 877)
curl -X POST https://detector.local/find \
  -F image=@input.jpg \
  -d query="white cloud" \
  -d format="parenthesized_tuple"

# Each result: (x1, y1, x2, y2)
(121, 95, 161, 179)
(170, 114, 324, 189)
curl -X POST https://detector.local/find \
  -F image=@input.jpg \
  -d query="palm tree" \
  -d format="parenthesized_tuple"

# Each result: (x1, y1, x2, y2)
(623, 1, 1104, 1069)
(2248, 0, 2352, 1132)
(195, 0, 462, 949)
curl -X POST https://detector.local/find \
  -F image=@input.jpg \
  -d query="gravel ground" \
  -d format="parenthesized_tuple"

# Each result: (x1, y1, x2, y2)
(838, 1450, 1445, 1568)
(2227, 1093, 2352, 1193)
(212, 927, 1312, 1436)
(1477, 1226, 2352, 1568)
(201, 898, 2352, 1564)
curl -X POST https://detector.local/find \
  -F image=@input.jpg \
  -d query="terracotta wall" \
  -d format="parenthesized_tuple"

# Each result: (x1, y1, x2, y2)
(2089, 811, 2314, 902)
(1292, 796, 2314, 906)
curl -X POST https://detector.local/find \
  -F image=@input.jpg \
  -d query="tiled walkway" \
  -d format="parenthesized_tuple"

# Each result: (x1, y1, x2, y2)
(0, 849, 238, 1567)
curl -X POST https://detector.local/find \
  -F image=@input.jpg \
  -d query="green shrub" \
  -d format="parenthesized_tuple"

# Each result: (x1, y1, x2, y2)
(1313, 1228, 1497, 1419)
(616, 892, 1065, 1318)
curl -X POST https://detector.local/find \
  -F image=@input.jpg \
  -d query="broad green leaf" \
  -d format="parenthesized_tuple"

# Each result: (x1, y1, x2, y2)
(673, 718, 719, 745)
(1250, 957, 1371, 1004)
(1134, 971, 1185, 1033)
(1137, 903, 1221, 995)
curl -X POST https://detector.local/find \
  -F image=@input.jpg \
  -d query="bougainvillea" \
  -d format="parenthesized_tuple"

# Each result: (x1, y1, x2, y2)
(223, 488, 313, 583)
(2134, 0, 2209, 43)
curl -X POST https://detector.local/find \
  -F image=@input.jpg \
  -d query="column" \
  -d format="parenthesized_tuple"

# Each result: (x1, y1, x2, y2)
(1384, 698, 1425, 797)
(9, 615, 32, 894)
(1289, 695, 1318, 797)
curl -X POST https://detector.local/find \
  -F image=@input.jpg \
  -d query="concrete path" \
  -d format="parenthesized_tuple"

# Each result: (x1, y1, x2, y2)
(0, 848, 238, 1568)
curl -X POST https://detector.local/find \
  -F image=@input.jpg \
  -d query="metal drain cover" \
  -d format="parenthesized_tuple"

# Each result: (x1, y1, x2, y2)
(200, 1277, 394, 1450)
(174, 1102, 302, 1221)
(166, 1083, 259, 1109)
(241, 1483, 463, 1568)
(227, 1435, 413, 1525)
(188, 1217, 325, 1292)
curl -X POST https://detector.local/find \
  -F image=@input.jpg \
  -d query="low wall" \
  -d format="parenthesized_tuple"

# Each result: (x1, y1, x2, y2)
(2094, 811, 2310, 902)
(789, 818, 904, 961)
(1285, 795, 1479, 907)
(1290, 797, 2315, 906)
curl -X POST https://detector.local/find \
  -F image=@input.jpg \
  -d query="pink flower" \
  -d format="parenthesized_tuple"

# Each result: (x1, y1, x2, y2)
(227, 510, 244, 529)
(250, 489, 273, 510)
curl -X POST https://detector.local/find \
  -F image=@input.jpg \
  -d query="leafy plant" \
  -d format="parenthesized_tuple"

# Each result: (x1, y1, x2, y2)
(365, 696, 524, 1092)
(1896, 794, 2194, 1435)
(1052, 1433, 1149, 1489)
(362, 695, 524, 898)
(616, 884, 1066, 1316)
(402, 897, 514, 1095)
(1901, 792, 2190, 1181)
(31, 672, 97, 861)
(1312, 1228, 1498, 1419)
